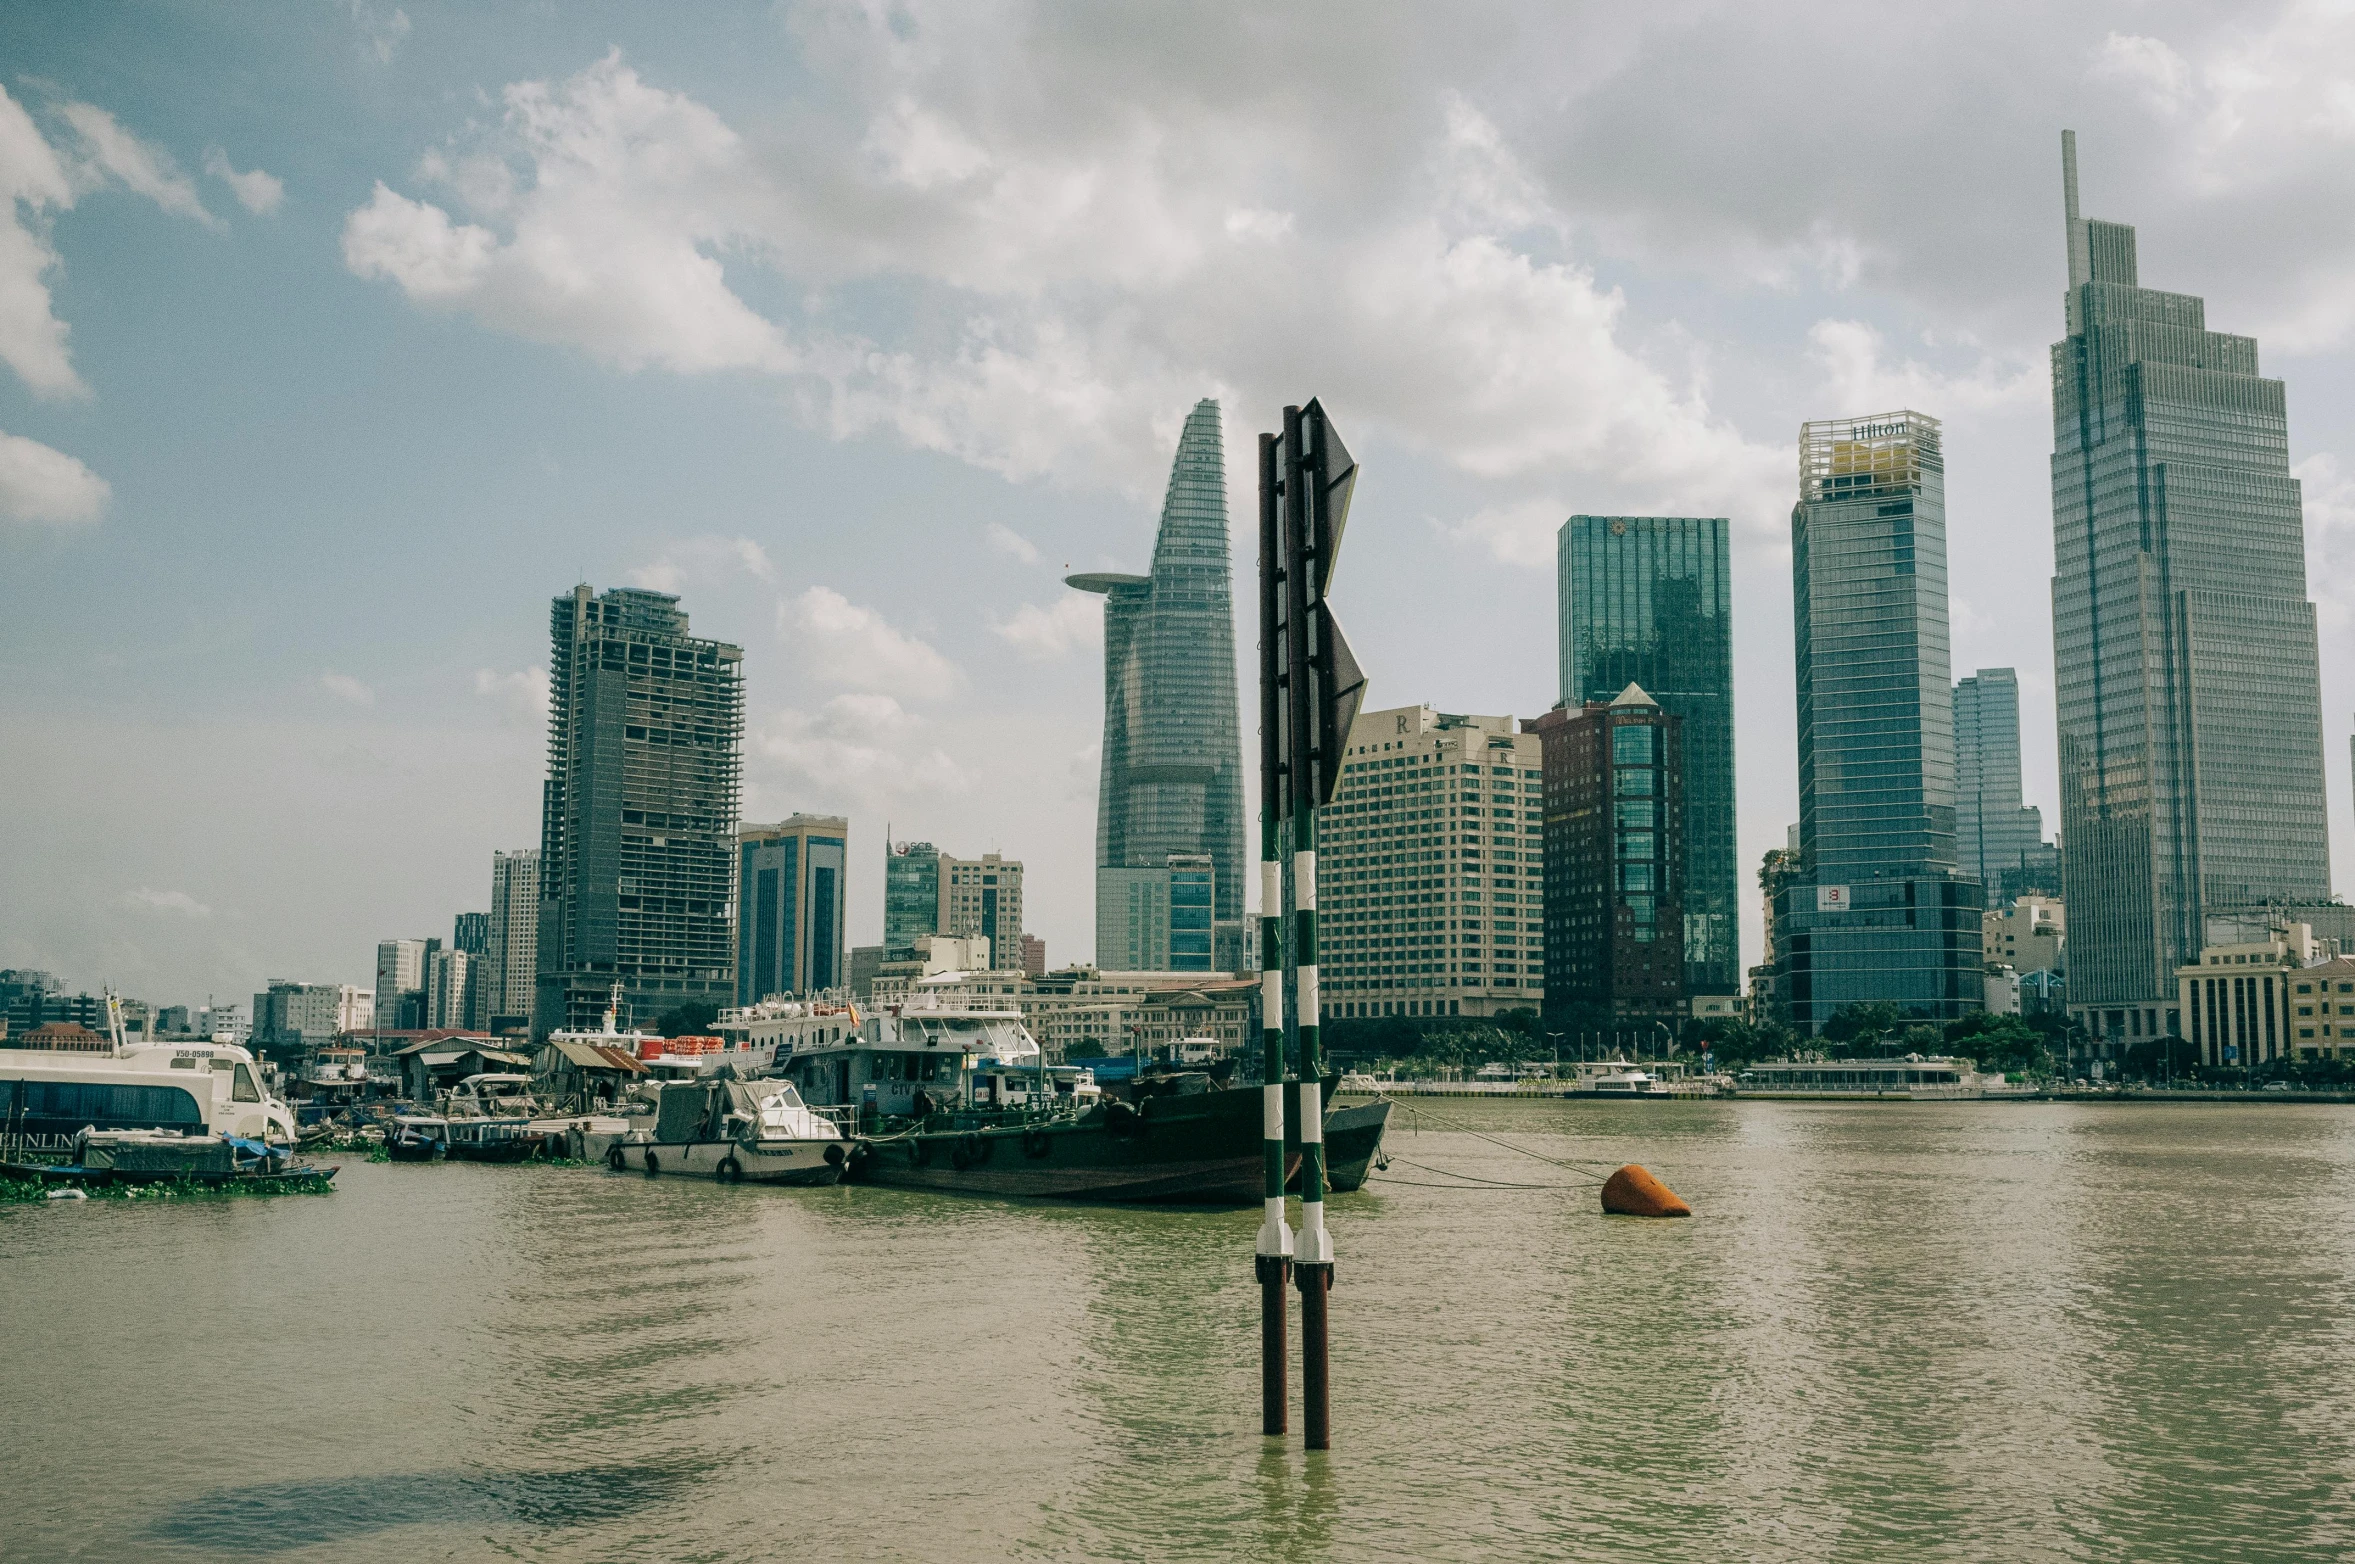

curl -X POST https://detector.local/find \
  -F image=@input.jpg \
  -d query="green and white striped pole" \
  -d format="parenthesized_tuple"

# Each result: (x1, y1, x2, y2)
(1293, 807, 1333, 1449)
(1254, 428, 1293, 1439)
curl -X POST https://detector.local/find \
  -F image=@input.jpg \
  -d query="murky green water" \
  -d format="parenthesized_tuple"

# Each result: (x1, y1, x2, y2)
(6, 1100, 2355, 1562)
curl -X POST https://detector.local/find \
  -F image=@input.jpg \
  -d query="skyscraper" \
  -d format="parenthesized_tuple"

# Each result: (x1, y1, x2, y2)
(1953, 668, 2047, 908)
(2052, 132, 2332, 1046)
(882, 840, 1026, 969)
(452, 911, 489, 956)
(1775, 410, 1984, 1031)
(1533, 685, 1685, 1024)
(1557, 515, 1738, 995)
(535, 585, 744, 1037)
(738, 815, 848, 1003)
(487, 848, 540, 1029)
(375, 936, 436, 1030)
(1070, 399, 1247, 972)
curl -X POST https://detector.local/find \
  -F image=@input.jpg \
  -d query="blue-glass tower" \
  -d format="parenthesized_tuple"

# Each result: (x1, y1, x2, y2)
(2051, 131, 2331, 1044)
(1071, 400, 1247, 972)
(1775, 411, 1984, 1032)
(1558, 516, 1738, 995)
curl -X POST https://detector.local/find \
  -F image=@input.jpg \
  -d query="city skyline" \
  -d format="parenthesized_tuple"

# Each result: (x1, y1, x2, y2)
(10, 9, 2355, 1006)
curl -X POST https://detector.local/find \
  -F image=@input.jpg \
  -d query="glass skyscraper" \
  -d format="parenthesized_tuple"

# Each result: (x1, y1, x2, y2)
(1071, 399, 1247, 972)
(534, 585, 743, 1036)
(1776, 411, 1983, 1031)
(1953, 668, 2047, 909)
(2051, 132, 2332, 1042)
(1557, 515, 1737, 994)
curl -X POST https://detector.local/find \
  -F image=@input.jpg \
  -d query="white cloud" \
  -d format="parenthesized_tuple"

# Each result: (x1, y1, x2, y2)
(2091, 33, 2194, 116)
(1446, 496, 1569, 570)
(783, 585, 960, 697)
(990, 592, 1099, 660)
(346, 0, 412, 64)
(1805, 319, 2042, 419)
(473, 666, 550, 722)
(984, 521, 1040, 563)
(751, 693, 968, 799)
(56, 101, 215, 228)
(320, 672, 375, 705)
(202, 148, 284, 215)
(0, 429, 107, 524)
(123, 887, 212, 919)
(629, 534, 775, 593)
(341, 53, 796, 375)
(0, 85, 85, 399)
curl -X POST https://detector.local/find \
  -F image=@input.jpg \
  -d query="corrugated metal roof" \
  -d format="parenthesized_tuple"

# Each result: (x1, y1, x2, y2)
(542, 1038, 648, 1073)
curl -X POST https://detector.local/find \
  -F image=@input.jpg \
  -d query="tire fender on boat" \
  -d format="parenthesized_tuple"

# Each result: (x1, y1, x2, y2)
(643, 1152, 661, 1178)
(717, 1155, 743, 1184)
(607, 1145, 626, 1172)
(824, 1142, 846, 1167)
(1021, 1128, 1052, 1159)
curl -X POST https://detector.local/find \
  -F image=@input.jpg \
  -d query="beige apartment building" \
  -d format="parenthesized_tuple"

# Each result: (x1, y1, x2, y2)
(1984, 895, 2064, 974)
(1317, 705, 1546, 1020)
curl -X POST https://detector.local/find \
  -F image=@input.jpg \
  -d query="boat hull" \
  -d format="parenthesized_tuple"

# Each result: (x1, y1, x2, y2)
(848, 1085, 1280, 1205)
(1295, 1098, 1391, 1195)
(383, 1139, 442, 1163)
(609, 1136, 846, 1186)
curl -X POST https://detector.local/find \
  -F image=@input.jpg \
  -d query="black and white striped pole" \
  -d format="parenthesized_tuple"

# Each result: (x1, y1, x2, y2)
(1254, 430, 1292, 1439)
(1264, 398, 1362, 1452)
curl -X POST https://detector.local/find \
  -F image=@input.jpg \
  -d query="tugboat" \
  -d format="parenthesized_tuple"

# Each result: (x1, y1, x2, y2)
(781, 991, 1280, 1204)
(607, 1075, 847, 1184)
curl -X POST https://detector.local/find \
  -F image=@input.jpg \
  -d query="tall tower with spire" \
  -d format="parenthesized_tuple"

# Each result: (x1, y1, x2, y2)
(1070, 400, 1248, 972)
(2050, 131, 2331, 1048)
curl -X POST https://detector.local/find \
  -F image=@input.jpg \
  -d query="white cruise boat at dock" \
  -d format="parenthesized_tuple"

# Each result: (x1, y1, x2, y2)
(1734, 1054, 2023, 1100)
(0, 994, 299, 1163)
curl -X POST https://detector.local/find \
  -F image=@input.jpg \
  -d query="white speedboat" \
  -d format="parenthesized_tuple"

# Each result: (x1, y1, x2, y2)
(608, 1076, 846, 1185)
(1587, 1064, 1671, 1097)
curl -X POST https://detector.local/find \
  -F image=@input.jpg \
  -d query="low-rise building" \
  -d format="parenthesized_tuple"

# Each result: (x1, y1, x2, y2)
(2176, 921, 2336, 1068)
(1984, 896, 2064, 974)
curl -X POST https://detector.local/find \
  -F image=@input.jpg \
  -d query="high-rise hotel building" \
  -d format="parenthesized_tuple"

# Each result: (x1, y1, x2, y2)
(1319, 705, 1546, 1019)
(2051, 132, 2331, 1046)
(1775, 410, 1984, 1032)
(1557, 515, 1738, 996)
(486, 848, 539, 1029)
(1071, 399, 1248, 972)
(535, 585, 743, 1036)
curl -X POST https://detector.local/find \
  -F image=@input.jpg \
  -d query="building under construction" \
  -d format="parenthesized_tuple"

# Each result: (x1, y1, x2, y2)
(534, 584, 743, 1037)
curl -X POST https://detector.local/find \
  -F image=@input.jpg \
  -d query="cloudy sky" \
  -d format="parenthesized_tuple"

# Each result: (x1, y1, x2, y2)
(6, 1, 2355, 1006)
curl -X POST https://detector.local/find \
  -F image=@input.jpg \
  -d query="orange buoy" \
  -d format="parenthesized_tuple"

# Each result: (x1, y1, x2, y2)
(1600, 1163, 1691, 1218)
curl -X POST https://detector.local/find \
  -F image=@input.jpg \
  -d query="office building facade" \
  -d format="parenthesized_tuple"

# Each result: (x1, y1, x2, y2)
(1953, 668, 2050, 908)
(452, 912, 489, 956)
(1096, 854, 1217, 973)
(738, 814, 849, 1003)
(487, 848, 540, 1029)
(1776, 410, 1983, 1031)
(2052, 132, 2332, 1046)
(1533, 686, 1685, 1023)
(944, 852, 1024, 970)
(1320, 705, 1546, 1020)
(1557, 515, 1738, 996)
(375, 937, 436, 1031)
(1070, 399, 1248, 972)
(535, 585, 744, 1036)
(884, 840, 942, 957)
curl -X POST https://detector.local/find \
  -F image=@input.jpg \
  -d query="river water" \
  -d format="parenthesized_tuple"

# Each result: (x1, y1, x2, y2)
(5, 1099, 2354, 1562)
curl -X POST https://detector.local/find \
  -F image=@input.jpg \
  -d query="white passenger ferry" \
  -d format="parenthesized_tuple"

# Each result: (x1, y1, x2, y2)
(0, 995, 298, 1160)
(1735, 1055, 2017, 1100)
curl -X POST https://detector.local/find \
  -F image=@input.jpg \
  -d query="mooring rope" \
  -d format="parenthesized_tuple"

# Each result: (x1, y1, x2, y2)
(1388, 1100, 1620, 1176)
(1374, 1152, 1597, 1191)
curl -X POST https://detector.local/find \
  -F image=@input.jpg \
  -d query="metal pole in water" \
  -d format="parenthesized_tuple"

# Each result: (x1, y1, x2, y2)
(1283, 402, 1334, 1451)
(1254, 428, 1293, 1438)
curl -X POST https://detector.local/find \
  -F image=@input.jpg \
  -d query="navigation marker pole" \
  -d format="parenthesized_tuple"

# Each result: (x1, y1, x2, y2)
(1254, 430, 1293, 1439)
(1276, 399, 1362, 1453)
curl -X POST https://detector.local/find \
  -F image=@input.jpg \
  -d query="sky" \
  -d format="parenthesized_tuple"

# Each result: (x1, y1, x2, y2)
(7, 1, 2355, 1009)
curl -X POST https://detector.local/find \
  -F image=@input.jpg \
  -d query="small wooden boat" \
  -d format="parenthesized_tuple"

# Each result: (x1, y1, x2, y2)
(384, 1114, 447, 1162)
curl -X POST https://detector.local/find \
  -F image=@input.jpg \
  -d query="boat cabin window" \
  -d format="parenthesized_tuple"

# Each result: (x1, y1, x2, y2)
(233, 1064, 261, 1103)
(170, 1057, 198, 1070)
